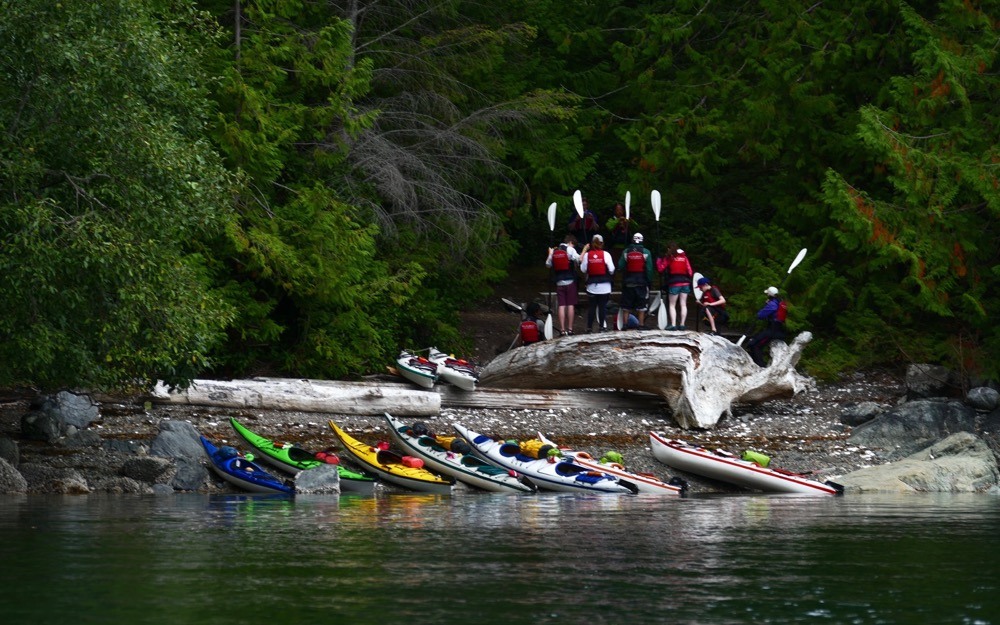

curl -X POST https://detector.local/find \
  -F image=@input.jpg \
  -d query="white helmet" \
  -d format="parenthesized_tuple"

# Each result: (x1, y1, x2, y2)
(764, 286, 779, 297)
(633, 233, 643, 243)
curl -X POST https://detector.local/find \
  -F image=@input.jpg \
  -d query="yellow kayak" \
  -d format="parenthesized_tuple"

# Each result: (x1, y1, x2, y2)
(328, 421, 454, 494)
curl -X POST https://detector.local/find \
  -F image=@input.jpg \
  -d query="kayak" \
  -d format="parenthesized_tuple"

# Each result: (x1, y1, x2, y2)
(649, 432, 844, 496)
(427, 347, 478, 391)
(536, 431, 687, 496)
(200, 436, 293, 495)
(228, 417, 376, 495)
(384, 413, 535, 494)
(328, 420, 454, 495)
(395, 351, 438, 388)
(453, 423, 638, 494)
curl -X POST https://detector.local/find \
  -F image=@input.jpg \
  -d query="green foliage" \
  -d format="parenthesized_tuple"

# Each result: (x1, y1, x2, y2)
(0, 0, 236, 390)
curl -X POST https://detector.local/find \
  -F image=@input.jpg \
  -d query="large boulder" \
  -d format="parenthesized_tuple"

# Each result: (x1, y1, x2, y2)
(20, 392, 100, 442)
(839, 401, 885, 427)
(837, 432, 999, 493)
(904, 363, 959, 399)
(18, 463, 91, 494)
(0, 457, 28, 494)
(847, 399, 977, 461)
(294, 465, 340, 494)
(150, 420, 204, 460)
(967, 387, 999, 412)
(120, 456, 173, 484)
(0, 436, 19, 468)
(171, 457, 210, 492)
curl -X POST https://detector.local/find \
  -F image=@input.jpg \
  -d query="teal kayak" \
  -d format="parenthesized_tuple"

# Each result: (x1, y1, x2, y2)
(229, 417, 376, 495)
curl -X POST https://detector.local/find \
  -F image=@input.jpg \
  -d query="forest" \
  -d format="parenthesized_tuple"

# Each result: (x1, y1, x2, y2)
(0, 0, 997, 391)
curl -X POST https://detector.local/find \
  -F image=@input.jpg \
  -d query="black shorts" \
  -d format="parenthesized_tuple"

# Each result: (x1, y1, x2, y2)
(621, 285, 649, 311)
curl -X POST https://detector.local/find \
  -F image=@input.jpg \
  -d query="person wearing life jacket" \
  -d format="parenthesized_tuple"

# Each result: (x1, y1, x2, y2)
(695, 276, 728, 335)
(605, 202, 640, 260)
(616, 232, 653, 329)
(656, 241, 694, 331)
(545, 234, 581, 336)
(519, 302, 545, 346)
(746, 286, 788, 367)
(579, 234, 615, 332)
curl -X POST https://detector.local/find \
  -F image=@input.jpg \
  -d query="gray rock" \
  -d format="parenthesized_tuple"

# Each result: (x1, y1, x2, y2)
(0, 457, 27, 494)
(52, 391, 100, 428)
(120, 456, 173, 484)
(171, 457, 209, 491)
(837, 432, 999, 493)
(839, 402, 884, 427)
(20, 409, 62, 442)
(90, 476, 152, 494)
(905, 363, 958, 399)
(150, 420, 204, 460)
(152, 484, 175, 495)
(0, 436, 19, 468)
(20, 391, 100, 441)
(967, 387, 1000, 412)
(847, 399, 977, 461)
(294, 465, 341, 494)
(103, 439, 146, 455)
(56, 430, 103, 448)
(18, 463, 91, 494)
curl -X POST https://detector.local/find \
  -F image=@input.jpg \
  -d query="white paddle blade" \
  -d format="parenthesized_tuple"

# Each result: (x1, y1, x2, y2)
(736, 335, 746, 347)
(648, 291, 661, 313)
(547, 202, 557, 232)
(692, 272, 705, 302)
(501, 298, 523, 313)
(625, 191, 631, 220)
(651, 190, 661, 222)
(543, 314, 554, 340)
(573, 190, 584, 219)
(657, 302, 667, 330)
(616, 308, 625, 331)
(787, 247, 808, 274)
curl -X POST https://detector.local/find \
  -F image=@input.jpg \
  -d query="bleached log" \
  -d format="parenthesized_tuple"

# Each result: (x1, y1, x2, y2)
(150, 378, 441, 416)
(477, 330, 815, 429)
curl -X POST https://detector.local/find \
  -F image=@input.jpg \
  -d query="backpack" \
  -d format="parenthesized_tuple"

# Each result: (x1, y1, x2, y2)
(775, 299, 788, 323)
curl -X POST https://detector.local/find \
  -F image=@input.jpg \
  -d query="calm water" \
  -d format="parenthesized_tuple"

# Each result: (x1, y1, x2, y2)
(1, 492, 998, 625)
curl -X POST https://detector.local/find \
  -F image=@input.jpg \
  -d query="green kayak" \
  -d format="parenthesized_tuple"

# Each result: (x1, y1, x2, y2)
(229, 417, 375, 495)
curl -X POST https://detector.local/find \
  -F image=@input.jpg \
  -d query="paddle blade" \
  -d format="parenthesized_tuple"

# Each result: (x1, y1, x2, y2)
(657, 302, 667, 330)
(651, 190, 661, 222)
(625, 191, 631, 220)
(692, 272, 705, 302)
(547, 202, 557, 232)
(544, 314, 554, 340)
(573, 190, 584, 218)
(648, 291, 661, 313)
(736, 335, 746, 347)
(787, 248, 807, 274)
(501, 298, 523, 313)
(616, 308, 625, 331)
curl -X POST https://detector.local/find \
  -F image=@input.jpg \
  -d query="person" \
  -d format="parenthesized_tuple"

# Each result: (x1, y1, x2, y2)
(605, 202, 640, 259)
(656, 241, 693, 331)
(580, 234, 615, 332)
(616, 232, 653, 329)
(567, 197, 600, 249)
(519, 302, 546, 346)
(696, 276, 728, 335)
(746, 286, 788, 366)
(545, 234, 581, 336)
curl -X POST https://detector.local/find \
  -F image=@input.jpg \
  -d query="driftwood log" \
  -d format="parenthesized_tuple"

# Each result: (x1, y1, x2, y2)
(478, 330, 815, 429)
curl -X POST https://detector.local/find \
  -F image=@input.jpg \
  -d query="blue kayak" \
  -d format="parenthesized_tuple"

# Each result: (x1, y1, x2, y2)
(200, 436, 294, 495)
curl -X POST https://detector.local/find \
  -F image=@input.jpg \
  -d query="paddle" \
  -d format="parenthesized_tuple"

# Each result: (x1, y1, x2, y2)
(573, 189, 586, 244)
(651, 190, 667, 330)
(625, 191, 631, 220)
(545, 201, 557, 338)
(736, 247, 808, 346)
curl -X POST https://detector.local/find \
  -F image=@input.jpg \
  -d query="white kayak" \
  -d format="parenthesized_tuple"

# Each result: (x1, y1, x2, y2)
(453, 423, 638, 494)
(395, 350, 438, 389)
(427, 347, 478, 391)
(649, 432, 843, 496)
(384, 414, 535, 493)
(537, 432, 686, 496)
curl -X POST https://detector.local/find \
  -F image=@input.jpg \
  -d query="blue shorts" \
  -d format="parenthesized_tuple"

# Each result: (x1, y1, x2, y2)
(668, 284, 692, 295)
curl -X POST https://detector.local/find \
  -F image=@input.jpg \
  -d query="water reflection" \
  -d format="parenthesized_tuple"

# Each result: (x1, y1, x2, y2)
(0, 493, 998, 624)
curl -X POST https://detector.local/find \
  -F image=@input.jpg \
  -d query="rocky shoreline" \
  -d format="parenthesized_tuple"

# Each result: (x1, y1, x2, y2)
(1, 364, 999, 495)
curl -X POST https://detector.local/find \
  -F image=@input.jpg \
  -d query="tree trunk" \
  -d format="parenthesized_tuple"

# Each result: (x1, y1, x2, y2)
(477, 330, 815, 429)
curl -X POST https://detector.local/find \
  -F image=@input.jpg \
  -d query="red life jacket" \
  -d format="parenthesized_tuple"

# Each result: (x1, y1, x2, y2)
(552, 248, 571, 271)
(586, 250, 607, 276)
(775, 299, 788, 323)
(667, 253, 690, 276)
(625, 249, 646, 273)
(702, 287, 725, 308)
(520, 320, 540, 344)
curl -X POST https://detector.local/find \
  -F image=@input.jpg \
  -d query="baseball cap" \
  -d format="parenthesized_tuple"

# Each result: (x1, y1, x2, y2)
(633, 233, 643, 243)
(697, 277, 710, 287)
(764, 286, 779, 296)
(592, 234, 603, 243)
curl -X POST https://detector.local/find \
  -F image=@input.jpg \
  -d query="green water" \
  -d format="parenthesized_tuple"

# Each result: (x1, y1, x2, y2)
(1, 493, 997, 624)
